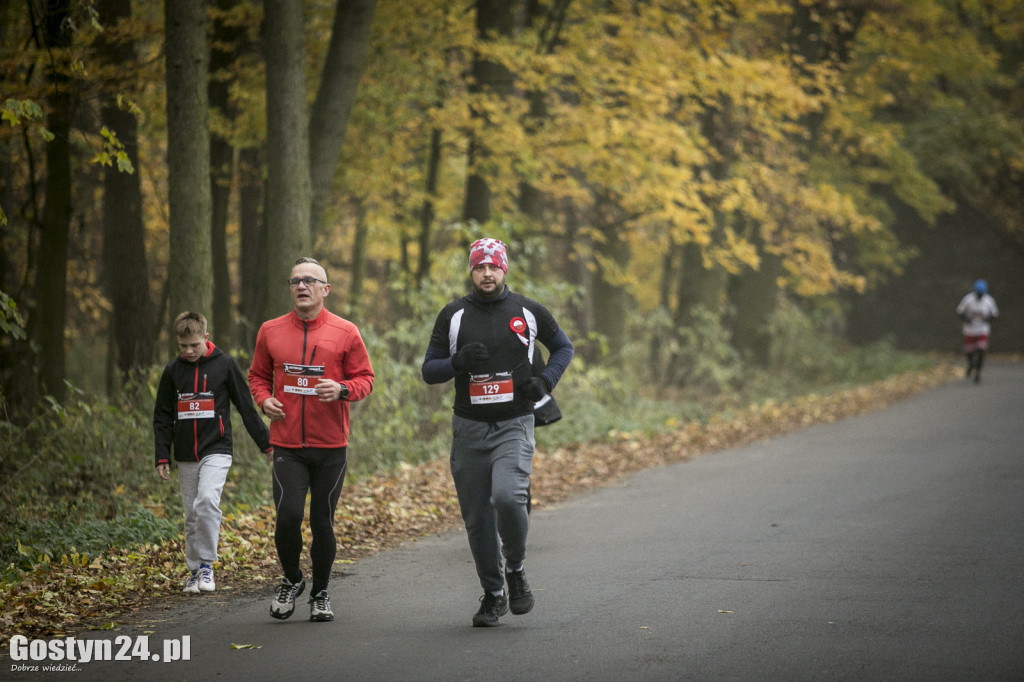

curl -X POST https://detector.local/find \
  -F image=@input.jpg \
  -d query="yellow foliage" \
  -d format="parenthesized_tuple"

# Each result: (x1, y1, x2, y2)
(1, 0, 1016, 384)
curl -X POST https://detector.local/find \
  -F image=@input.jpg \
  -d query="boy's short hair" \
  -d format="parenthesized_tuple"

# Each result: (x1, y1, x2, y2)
(174, 311, 207, 339)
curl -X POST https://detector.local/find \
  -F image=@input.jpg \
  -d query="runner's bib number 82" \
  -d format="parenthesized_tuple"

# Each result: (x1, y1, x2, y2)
(177, 392, 214, 420)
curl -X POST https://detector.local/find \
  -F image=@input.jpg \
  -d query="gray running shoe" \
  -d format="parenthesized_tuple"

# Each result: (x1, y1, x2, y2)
(309, 590, 334, 622)
(269, 575, 306, 620)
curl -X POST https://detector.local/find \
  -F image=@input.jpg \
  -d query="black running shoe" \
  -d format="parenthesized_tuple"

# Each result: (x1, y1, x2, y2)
(269, 575, 305, 620)
(506, 569, 534, 615)
(472, 593, 509, 627)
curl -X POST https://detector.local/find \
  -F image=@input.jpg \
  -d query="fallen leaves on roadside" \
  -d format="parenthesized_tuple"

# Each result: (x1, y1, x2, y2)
(0, 363, 961, 650)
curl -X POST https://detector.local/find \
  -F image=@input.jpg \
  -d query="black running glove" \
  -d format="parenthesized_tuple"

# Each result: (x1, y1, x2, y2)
(519, 376, 548, 402)
(452, 342, 489, 374)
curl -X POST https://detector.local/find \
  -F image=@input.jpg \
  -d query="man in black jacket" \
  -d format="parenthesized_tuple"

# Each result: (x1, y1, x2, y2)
(153, 312, 272, 594)
(422, 238, 574, 626)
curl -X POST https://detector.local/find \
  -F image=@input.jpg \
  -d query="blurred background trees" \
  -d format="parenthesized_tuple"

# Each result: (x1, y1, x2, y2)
(1, 0, 1022, 419)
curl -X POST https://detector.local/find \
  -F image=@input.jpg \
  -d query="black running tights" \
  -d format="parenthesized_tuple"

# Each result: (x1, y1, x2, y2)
(272, 446, 347, 595)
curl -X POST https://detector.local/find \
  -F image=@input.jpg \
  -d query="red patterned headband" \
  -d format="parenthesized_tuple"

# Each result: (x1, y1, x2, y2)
(469, 238, 508, 273)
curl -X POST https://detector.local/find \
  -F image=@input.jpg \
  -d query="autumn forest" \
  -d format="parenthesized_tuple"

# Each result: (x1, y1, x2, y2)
(1, 1, 1024, 632)
(2, 0, 1022, 417)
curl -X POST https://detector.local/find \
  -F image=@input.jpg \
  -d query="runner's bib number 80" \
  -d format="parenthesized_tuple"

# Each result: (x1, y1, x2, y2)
(283, 363, 325, 395)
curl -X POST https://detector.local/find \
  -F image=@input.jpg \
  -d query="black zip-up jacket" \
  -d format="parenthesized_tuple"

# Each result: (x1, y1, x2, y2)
(422, 287, 573, 422)
(153, 342, 271, 466)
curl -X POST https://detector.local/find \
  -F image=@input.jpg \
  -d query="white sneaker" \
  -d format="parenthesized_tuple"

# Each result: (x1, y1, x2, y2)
(270, 575, 305, 620)
(183, 571, 200, 594)
(197, 564, 215, 592)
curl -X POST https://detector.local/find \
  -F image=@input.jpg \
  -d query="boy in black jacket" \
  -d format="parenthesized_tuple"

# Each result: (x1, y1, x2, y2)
(153, 312, 272, 594)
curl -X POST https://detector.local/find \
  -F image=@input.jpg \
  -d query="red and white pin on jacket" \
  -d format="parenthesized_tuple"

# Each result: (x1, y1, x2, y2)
(509, 316, 529, 346)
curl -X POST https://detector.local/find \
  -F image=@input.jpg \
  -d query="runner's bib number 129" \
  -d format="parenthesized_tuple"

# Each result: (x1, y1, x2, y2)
(469, 372, 514, 404)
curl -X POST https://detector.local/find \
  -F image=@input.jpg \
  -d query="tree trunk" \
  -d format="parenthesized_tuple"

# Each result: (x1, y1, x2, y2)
(263, 0, 312, 317)
(348, 200, 368, 312)
(208, 0, 242, 346)
(658, 240, 728, 387)
(562, 202, 596, 362)
(677, 241, 728, 324)
(677, 103, 733, 327)
(238, 147, 265, 350)
(308, 0, 376, 240)
(33, 0, 74, 401)
(463, 142, 492, 224)
(729, 248, 782, 365)
(415, 127, 442, 286)
(590, 218, 630, 365)
(462, 0, 517, 224)
(648, 245, 679, 385)
(209, 139, 232, 343)
(165, 0, 213, 334)
(98, 0, 152, 385)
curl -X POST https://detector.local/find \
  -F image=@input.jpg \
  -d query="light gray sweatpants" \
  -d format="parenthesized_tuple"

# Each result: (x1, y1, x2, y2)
(177, 453, 231, 572)
(450, 414, 535, 595)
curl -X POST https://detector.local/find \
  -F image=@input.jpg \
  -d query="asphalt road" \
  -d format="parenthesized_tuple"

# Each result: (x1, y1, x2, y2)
(17, 362, 1024, 681)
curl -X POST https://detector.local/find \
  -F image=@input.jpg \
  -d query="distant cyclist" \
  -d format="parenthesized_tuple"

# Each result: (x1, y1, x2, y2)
(956, 279, 999, 383)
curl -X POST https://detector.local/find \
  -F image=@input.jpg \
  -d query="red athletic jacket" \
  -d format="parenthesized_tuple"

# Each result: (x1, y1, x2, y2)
(249, 307, 374, 449)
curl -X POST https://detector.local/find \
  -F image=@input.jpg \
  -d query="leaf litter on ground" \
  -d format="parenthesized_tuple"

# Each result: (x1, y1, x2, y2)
(0, 362, 963, 649)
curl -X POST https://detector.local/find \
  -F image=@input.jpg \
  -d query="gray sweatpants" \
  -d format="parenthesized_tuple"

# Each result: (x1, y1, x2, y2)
(177, 453, 231, 572)
(450, 414, 535, 595)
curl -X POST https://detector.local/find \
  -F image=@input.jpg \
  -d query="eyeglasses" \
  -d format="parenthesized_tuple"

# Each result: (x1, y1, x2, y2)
(287, 276, 327, 288)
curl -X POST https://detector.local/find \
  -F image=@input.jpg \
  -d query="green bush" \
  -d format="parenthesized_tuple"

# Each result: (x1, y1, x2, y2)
(0, 381, 160, 516)
(0, 376, 180, 572)
(765, 298, 933, 391)
(2, 506, 179, 575)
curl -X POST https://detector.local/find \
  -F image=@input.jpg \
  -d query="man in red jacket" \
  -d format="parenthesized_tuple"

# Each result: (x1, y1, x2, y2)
(249, 257, 375, 622)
